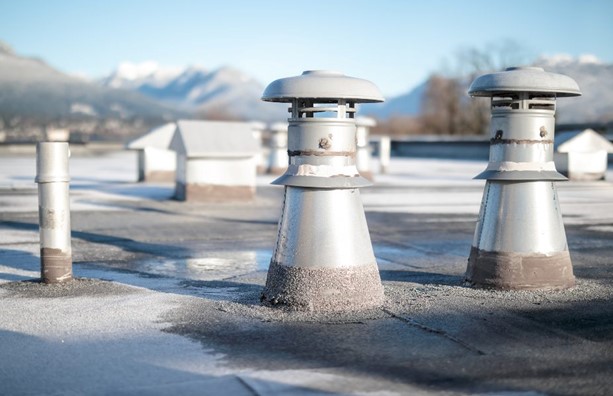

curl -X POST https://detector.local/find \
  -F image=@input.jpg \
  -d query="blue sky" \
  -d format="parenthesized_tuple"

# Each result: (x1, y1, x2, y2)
(1, 0, 611, 96)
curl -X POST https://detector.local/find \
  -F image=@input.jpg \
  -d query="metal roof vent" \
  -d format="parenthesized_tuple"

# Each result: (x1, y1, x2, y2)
(260, 70, 385, 312)
(465, 66, 582, 290)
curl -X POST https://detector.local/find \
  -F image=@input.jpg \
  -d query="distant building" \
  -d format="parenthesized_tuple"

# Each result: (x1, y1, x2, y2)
(169, 120, 260, 202)
(356, 116, 376, 180)
(250, 121, 267, 174)
(45, 128, 70, 142)
(554, 129, 613, 181)
(267, 122, 288, 175)
(127, 123, 177, 182)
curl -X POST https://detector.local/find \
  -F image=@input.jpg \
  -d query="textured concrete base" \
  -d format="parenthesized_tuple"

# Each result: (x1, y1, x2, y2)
(144, 170, 175, 183)
(466, 247, 575, 290)
(40, 248, 72, 284)
(261, 261, 384, 312)
(174, 182, 255, 202)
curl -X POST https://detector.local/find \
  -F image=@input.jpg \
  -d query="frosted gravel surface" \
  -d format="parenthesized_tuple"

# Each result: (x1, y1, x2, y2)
(1, 149, 612, 395)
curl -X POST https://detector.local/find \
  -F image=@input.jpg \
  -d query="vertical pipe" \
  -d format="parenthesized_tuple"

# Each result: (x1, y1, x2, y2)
(137, 149, 145, 182)
(267, 123, 289, 175)
(379, 136, 391, 174)
(36, 142, 72, 284)
(355, 117, 375, 181)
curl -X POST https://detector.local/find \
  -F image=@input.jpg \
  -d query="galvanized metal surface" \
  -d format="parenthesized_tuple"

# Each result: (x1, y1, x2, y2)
(466, 66, 581, 290)
(261, 70, 384, 311)
(36, 142, 72, 283)
(472, 181, 568, 253)
(262, 70, 384, 103)
(474, 102, 565, 181)
(468, 66, 582, 97)
(273, 119, 369, 189)
(271, 188, 377, 269)
(35, 142, 70, 184)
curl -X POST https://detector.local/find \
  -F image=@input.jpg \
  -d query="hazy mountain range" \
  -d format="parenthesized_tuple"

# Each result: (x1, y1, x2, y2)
(1, 39, 612, 137)
(84, 54, 613, 125)
(99, 62, 286, 121)
(0, 41, 181, 124)
(361, 55, 613, 124)
(533, 55, 613, 124)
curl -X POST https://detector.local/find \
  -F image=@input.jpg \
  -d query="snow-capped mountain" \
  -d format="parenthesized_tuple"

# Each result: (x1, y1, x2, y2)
(100, 62, 286, 121)
(0, 43, 182, 122)
(363, 55, 613, 124)
(101, 61, 184, 90)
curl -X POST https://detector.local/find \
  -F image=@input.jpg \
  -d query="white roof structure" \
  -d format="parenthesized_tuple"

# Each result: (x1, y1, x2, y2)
(269, 122, 288, 132)
(169, 120, 261, 157)
(127, 123, 177, 150)
(556, 129, 613, 153)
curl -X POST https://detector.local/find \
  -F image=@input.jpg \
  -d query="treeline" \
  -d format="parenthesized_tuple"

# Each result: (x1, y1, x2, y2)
(373, 40, 530, 136)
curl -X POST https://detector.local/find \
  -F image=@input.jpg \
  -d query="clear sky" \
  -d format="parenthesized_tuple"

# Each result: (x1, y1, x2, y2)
(1, 0, 611, 97)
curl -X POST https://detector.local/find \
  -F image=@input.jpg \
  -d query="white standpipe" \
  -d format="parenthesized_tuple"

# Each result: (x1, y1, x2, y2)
(36, 142, 73, 283)
(379, 136, 391, 174)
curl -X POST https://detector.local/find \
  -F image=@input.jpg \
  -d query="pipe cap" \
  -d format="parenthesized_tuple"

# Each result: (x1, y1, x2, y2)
(262, 70, 384, 103)
(468, 66, 581, 97)
(35, 142, 70, 183)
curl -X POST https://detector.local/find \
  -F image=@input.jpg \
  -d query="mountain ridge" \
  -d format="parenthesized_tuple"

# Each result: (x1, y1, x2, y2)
(0, 41, 187, 141)
(2, 38, 611, 141)
(99, 61, 286, 121)
(0, 43, 182, 121)
(362, 55, 613, 124)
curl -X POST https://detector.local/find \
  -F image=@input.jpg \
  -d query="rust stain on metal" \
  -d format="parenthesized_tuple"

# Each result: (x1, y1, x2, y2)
(318, 138, 332, 149)
(466, 247, 574, 290)
(288, 150, 354, 157)
(40, 247, 72, 284)
(539, 126, 548, 138)
(318, 137, 332, 150)
(490, 138, 554, 145)
(39, 208, 68, 229)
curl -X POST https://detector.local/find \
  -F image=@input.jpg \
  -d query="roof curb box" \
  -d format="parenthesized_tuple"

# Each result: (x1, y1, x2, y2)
(126, 123, 178, 182)
(170, 120, 260, 202)
(554, 128, 613, 180)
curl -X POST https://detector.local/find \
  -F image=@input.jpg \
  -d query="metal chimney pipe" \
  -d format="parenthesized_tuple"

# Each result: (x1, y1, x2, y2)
(260, 70, 385, 311)
(465, 66, 581, 290)
(355, 117, 376, 180)
(267, 122, 289, 175)
(35, 142, 73, 283)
